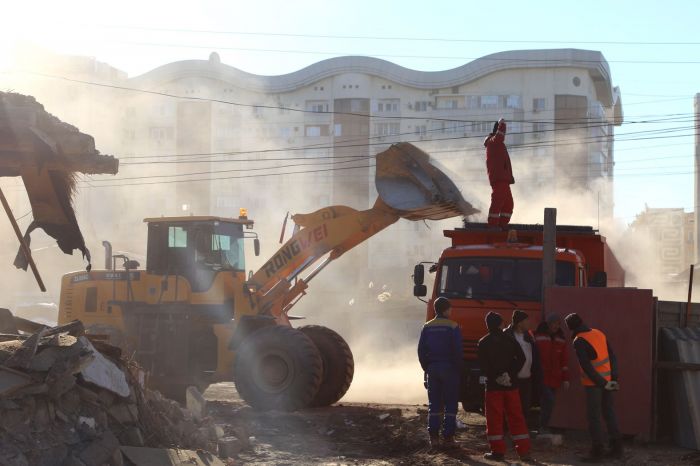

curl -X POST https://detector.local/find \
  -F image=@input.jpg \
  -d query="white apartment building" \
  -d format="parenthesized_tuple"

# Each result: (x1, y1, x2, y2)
(3, 49, 623, 297)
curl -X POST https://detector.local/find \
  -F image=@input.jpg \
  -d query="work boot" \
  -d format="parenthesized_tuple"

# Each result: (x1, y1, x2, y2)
(580, 445, 605, 463)
(429, 434, 440, 449)
(442, 436, 459, 450)
(606, 438, 623, 459)
(483, 452, 505, 461)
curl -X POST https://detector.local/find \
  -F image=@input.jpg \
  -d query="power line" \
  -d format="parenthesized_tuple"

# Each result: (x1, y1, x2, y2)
(94, 25, 700, 46)
(79, 163, 700, 190)
(114, 125, 697, 167)
(11, 70, 693, 127)
(92, 40, 700, 65)
(78, 163, 375, 188)
(117, 115, 696, 162)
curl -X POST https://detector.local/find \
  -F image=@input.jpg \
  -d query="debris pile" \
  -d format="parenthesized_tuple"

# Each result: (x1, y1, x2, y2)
(0, 319, 233, 465)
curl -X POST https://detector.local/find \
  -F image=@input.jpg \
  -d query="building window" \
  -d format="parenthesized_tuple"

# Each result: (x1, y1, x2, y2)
(438, 120, 463, 134)
(533, 98, 545, 112)
(414, 125, 427, 136)
(436, 96, 463, 109)
(375, 122, 400, 136)
(505, 95, 522, 109)
(532, 122, 546, 136)
(471, 121, 493, 133)
(573, 76, 581, 87)
(376, 99, 400, 113)
(480, 95, 499, 109)
(279, 127, 293, 139)
(305, 125, 330, 137)
(305, 100, 329, 113)
(149, 127, 174, 141)
(334, 124, 342, 136)
(414, 101, 429, 112)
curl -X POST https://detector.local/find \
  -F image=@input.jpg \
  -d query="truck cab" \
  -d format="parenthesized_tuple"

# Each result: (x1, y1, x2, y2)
(414, 222, 624, 410)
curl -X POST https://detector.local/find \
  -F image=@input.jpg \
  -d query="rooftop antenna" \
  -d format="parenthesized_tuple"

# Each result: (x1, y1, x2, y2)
(597, 191, 600, 230)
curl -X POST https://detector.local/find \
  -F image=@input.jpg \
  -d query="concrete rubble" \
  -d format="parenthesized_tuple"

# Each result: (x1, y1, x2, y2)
(0, 319, 247, 465)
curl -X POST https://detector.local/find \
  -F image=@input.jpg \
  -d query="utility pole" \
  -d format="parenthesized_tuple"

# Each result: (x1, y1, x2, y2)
(542, 207, 557, 319)
(695, 93, 700, 266)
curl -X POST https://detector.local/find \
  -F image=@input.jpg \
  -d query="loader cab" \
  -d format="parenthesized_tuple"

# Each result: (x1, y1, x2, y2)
(144, 215, 255, 292)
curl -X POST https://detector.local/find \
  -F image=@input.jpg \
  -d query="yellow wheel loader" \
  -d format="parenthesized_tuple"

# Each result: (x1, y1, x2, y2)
(57, 143, 477, 410)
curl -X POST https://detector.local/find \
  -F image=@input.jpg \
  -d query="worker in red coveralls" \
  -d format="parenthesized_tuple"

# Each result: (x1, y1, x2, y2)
(477, 312, 533, 462)
(483, 118, 514, 227)
(533, 314, 570, 435)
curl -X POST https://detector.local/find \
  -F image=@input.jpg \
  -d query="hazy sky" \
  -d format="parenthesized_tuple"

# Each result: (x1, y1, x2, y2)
(1, 0, 698, 222)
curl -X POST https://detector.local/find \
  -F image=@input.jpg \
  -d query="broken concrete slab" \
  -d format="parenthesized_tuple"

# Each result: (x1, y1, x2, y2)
(218, 436, 243, 458)
(79, 430, 120, 466)
(119, 426, 145, 447)
(0, 318, 226, 462)
(4, 329, 44, 369)
(185, 386, 207, 421)
(230, 425, 250, 448)
(79, 338, 129, 397)
(0, 365, 31, 395)
(41, 333, 78, 348)
(0, 441, 29, 466)
(108, 403, 137, 425)
(43, 320, 84, 338)
(0, 308, 18, 334)
(120, 446, 225, 466)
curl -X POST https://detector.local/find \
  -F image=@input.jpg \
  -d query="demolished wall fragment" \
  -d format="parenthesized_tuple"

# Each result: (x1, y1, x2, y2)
(0, 317, 240, 465)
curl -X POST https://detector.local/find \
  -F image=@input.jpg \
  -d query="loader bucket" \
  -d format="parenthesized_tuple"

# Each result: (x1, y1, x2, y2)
(375, 142, 479, 221)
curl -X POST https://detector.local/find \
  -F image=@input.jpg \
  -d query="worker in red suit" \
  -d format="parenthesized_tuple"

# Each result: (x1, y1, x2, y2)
(533, 314, 570, 435)
(477, 312, 533, 462)
(484, 118, 514, 227)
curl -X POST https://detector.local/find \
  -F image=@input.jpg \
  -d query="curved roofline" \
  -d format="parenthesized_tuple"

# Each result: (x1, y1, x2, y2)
(129, 48, 615, 105)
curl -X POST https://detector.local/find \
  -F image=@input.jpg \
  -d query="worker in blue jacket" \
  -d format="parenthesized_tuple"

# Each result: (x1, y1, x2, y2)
(418, 297, 463, 449)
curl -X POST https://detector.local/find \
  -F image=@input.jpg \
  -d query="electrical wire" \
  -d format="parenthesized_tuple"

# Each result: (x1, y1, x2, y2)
(73, 39, 700, 65)
(91, 26, 700, 46)
(11, 70, 692, 126)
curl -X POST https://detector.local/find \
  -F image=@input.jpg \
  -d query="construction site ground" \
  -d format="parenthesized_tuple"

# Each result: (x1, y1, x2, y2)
(205, 383, 700, 466)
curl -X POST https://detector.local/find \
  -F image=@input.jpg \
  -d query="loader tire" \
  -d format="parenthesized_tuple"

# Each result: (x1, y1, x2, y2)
(299, 325, 354, 407)
(234, 325, 322, 411)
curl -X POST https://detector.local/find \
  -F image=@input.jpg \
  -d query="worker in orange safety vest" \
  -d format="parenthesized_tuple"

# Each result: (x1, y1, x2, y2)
(564, 313, 623, 463)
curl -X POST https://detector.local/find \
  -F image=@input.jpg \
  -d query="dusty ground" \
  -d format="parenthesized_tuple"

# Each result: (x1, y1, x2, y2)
(205, 383, 700, 466)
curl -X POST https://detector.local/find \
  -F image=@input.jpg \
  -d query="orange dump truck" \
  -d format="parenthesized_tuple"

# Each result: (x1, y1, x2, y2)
(412, 222, 625, 410)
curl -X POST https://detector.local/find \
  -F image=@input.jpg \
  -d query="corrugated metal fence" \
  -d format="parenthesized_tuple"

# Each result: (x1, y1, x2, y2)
(658, 327, 700, 450)
(656, 301, 700, 450)
(657, 301, 700, 329)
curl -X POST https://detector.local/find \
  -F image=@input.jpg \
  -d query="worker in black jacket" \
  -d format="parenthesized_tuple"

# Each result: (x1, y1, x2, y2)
(477, 312, 532, 462)
(565, 313, 622, 462)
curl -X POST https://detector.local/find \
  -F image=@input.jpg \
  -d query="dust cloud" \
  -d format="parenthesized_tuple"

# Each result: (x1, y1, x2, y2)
(0, 43, 680, 408)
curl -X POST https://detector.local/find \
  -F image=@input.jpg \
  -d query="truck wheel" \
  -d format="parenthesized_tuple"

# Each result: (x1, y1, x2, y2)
(299, 325, 354, 407)
(234, 326, 322, 411)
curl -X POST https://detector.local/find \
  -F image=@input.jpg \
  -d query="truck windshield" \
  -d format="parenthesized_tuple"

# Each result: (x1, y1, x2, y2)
(438, 257, 575, 302)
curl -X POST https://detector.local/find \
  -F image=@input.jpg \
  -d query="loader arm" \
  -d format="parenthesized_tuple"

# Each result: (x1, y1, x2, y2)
(247, 198, 400, 321)
(245, 142, 479, 324)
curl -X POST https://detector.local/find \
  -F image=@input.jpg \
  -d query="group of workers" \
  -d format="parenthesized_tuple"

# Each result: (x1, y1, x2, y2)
(418, 298, 623, 463)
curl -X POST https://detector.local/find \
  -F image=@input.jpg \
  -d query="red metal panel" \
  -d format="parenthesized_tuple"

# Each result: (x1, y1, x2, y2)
(546, 287, 654, 439)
